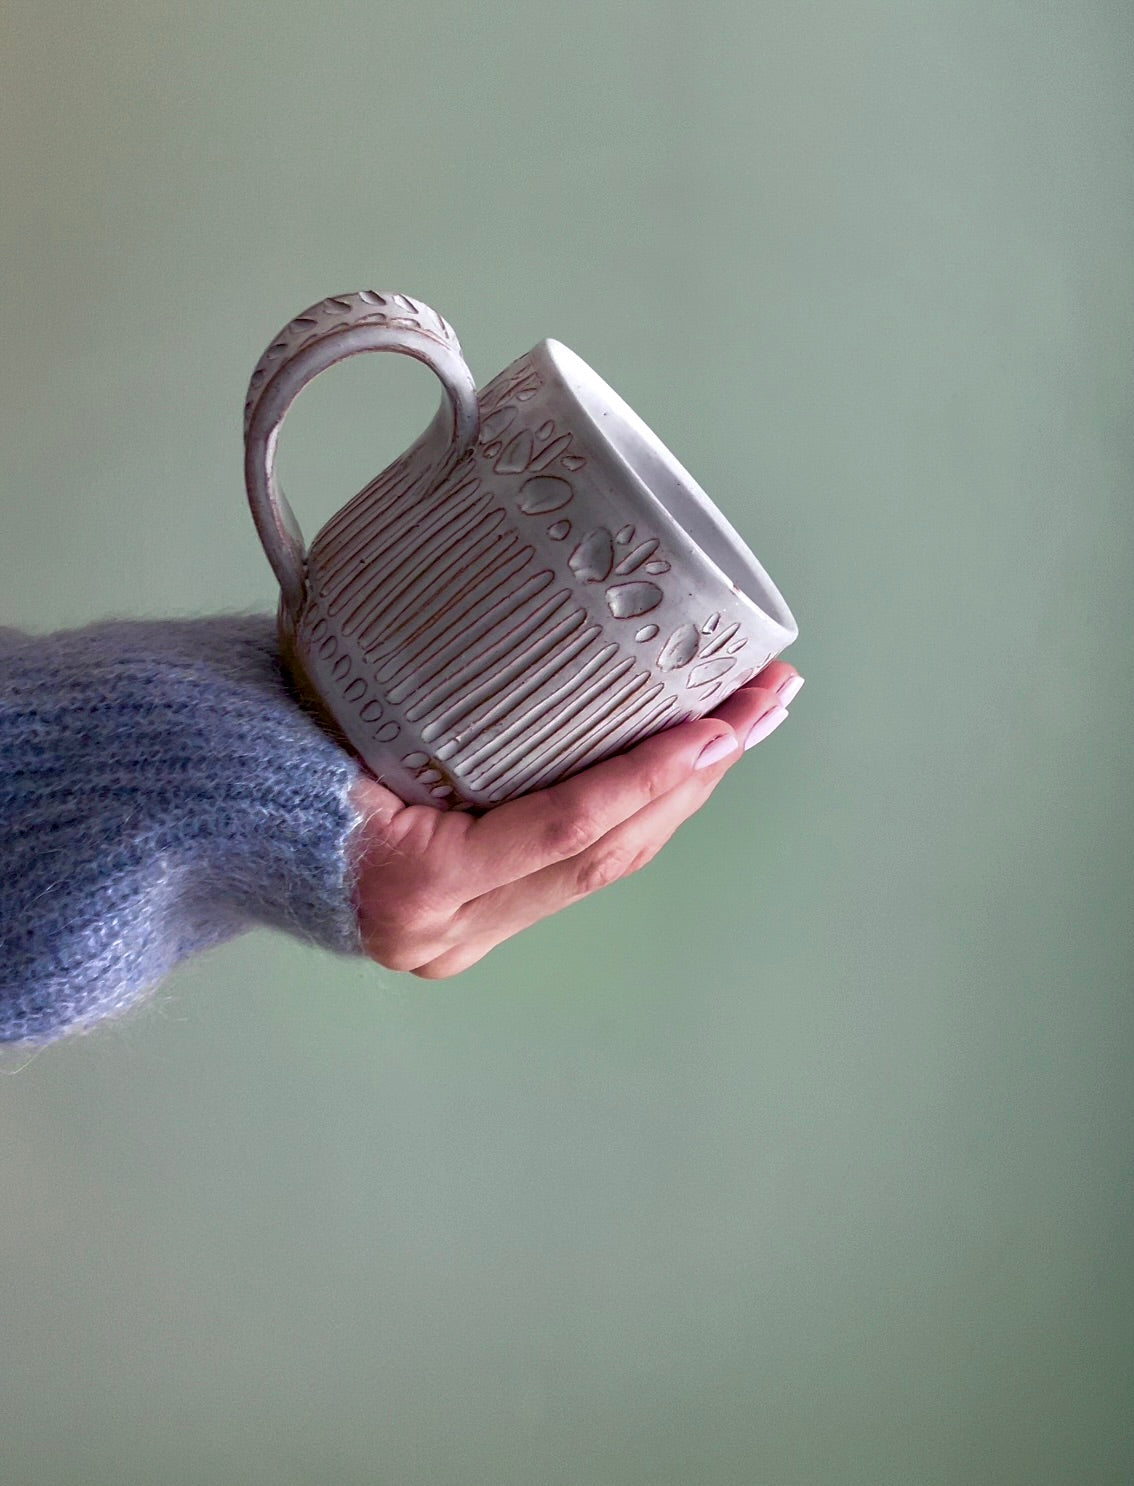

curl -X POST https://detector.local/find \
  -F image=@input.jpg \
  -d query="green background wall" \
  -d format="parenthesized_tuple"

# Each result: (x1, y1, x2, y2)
(2, 3, 1131, 1482)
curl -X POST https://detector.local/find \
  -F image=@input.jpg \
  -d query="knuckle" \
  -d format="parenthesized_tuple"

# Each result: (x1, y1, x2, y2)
(359, 892, 451, 974)
(380, 874, 450, 931)
(374, 941, 426, 974)
(575, 841, 649, 897)
(411, 943, 488, 980)
(626, 842, 659, 879)
(542, 804, 601, 861)
(396, 886, 444, 930)
(410, 959, 459, 981)
(640, 761, 675, 805)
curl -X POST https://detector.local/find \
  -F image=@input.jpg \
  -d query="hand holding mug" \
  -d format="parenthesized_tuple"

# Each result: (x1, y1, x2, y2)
(349, 660, 802, 977)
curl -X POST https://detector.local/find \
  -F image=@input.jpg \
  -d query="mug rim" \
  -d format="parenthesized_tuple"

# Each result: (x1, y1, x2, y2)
(533, 338, 798, 649)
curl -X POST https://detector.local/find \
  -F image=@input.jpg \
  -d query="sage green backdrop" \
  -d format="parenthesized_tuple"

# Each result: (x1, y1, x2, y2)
(2, 3, 1131, 1483)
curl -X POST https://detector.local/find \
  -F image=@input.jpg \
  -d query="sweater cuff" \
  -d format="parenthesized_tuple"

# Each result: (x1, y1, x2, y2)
(1, 614, 367, 1043)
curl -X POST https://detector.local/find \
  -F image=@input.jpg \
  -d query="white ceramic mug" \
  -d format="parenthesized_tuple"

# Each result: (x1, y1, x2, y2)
(244, 291, 798, 810)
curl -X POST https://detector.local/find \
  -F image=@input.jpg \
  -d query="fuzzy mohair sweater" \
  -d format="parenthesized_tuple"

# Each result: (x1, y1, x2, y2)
(0, 615, 367, 1045)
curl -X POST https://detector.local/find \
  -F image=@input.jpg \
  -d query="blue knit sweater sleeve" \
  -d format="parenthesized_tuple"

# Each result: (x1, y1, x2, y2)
(0, 614, 367, 1044)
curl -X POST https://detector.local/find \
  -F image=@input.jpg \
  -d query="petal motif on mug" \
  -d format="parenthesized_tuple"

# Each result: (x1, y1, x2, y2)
(569, 528, 615, 583)
(605, 581, 663, 619)
(517, 475, 574, 514)
(614, 538, 660, 575)
(699, 621, 741, 657)
(529, 434, 573, 471)
(687, 656, 736, 689)
(496, 430, 535, 473)
(657, 622, 700, 670)
(480, 405, 517, 443)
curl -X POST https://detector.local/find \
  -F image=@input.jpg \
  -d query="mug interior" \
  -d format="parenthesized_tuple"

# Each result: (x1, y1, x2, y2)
(540, 339, 797, 643)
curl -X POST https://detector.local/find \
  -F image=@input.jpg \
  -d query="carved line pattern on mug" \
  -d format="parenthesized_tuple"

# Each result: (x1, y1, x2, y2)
(291, 349, 768, 805)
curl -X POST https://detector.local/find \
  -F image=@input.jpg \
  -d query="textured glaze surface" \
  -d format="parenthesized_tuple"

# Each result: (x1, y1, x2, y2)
(245, 292, 797, 808)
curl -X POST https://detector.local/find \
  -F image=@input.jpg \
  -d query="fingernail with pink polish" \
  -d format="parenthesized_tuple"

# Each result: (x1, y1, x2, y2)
(777, 674, 805, 706)
(695, 734, 739, 770)
(744, 704, 789, 750)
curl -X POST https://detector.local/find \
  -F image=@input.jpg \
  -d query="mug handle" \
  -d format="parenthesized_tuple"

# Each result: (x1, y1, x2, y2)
(243, 291, 480, 621)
